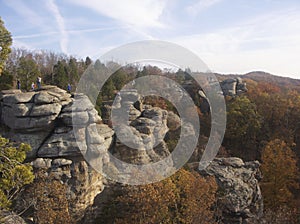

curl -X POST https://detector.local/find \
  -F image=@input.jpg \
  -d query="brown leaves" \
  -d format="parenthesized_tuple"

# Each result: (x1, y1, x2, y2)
(100, 169, 217, 224)
(261, 139, 299, 209)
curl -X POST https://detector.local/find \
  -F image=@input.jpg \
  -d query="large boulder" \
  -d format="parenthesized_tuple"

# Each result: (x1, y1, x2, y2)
(112, 106, 170, 164)
(198, 157, 263, 224)
(0, 211, 27, 224)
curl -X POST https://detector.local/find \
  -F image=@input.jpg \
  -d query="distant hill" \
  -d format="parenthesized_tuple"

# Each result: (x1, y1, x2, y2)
(215, 71, 300, 92)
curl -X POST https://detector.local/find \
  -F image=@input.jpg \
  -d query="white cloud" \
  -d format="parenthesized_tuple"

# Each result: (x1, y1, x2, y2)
(46, 0, 68, 54)
(69, 0, 167, 28)
(2, 0, 48, 28)
(186, 0, 223, 16)
(172, 8, 300, 78)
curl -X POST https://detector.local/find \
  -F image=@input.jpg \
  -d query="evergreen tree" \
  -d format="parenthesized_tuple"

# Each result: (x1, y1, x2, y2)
(17, 56, 41, 90)
(0, 70, 13, 90)
(0, 17, 12, 74)
(53, 60, 68, 88)
(0, 136, 34, 210)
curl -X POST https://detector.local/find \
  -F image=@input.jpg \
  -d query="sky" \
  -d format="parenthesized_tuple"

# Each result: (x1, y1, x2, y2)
(1, 0, 300, 78)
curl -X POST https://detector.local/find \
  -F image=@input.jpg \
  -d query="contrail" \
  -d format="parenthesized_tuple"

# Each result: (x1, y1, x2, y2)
(47, 0, 68, 54)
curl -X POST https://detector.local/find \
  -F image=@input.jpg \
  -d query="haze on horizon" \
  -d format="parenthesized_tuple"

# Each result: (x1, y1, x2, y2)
(1, 0, 300, 79)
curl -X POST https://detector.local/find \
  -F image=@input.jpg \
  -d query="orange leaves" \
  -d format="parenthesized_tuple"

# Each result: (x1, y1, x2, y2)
(100, 169, 218, 224)
(261, 139, 299, 209)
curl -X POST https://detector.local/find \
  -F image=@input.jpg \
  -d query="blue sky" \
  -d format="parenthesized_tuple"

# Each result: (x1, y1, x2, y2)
(1, 0, 300, 78)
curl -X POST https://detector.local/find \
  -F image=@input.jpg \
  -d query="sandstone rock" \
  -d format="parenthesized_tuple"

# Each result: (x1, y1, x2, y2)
(0, 89, 22, 98)
(30, 103, 61, 116)
(70, 94, 95, 112)
(34, 91, 60, 104)
(0, 86, 262, 224)
(88, 109, 102, 123)
(167, 111, 181, 131)
(2, 92, 35, 104)
(38, 127, 83, 158)
(220, 77, 247, 97)
(96, 124, 114, 139)
(0, 211, 27, 224)
(128, 105, 141, 121)
(199, 157, 263, 224)
(119, 89, 140, 105)
(59, 111, 89, 126)
(142, 107, 168, 120)
(32, 158, 52, 169)
(3, 103, 33, 117)
(52, 158, 73, 167)
(86, 123, 105, 144)
(131, 117, 156, 134)
(0, 86, 114, 223)
(112, 106, 170, 165)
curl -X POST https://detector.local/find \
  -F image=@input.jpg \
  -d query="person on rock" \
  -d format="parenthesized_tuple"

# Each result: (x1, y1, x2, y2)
(17, 80, 21, 90)
(67, 83, 71, 93)
(36, 76, 42, 89)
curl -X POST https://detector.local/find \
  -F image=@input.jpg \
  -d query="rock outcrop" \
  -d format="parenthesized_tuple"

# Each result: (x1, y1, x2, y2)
(111, 89, 174, 164)
(198, 157, 263, 224)
(220, 77, 247, 96)
(0, 86, 114, 222)
(0, 86, 263, 223)
(198, 77, 247, 100)
(0, 211, 27, 224)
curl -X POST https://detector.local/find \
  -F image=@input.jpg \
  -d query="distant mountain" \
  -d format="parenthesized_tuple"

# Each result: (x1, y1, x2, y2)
(215, 71, 300, 91)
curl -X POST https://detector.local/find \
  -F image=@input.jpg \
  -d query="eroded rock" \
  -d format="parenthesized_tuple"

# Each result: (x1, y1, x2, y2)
(199, 157, 263, 224)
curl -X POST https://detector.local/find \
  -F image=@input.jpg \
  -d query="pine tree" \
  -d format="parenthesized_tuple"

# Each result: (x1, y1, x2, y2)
(0, 17, 12, 74)
(0, 136, 34, 210)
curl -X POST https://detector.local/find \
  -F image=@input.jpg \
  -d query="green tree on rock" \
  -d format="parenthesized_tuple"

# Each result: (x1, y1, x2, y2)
(53, 60, 68, 88)
(17, 56, 41, 90)
(0, 136, 34, 210)
(0, 17, 12, 74)
(224, 96, 262, 160)
(0, 69, 13, 90)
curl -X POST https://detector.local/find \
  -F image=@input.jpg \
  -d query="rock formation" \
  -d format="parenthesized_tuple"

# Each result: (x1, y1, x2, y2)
(111, 89, 173, 164)
(0, 211, 26, 224)
(0, 86, 263, 223)
(0, 86, 114, 221)
(220, 77, 247, 96)
(197, 157, 263, 224)
(198, 77, 247, 100)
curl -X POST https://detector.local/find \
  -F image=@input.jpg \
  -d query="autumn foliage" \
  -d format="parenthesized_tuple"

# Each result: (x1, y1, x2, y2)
(99, 169, 217, 224)
(32, 170, 72, 224)
(261, 139, 299, 206)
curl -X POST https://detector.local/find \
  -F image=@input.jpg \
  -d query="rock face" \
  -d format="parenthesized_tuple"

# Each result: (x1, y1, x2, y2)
(199, 157, 263, 224)
(111, 89, 173, 164)
(0, 86, 263, 223)
(220, 77, 247, 96)
(0, 86, 114, 222)
(0, 211, 27, 224)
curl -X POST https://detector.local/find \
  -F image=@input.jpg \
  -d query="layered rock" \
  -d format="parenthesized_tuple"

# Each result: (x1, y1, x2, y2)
(198, 157, 263, 224)
(0, 86, 114, 222)
(111, 89, 173, 164)
(0, 86, 264, 223)
(0, 211, 27, 224)
(198, 77, 247, 99)
(220, 77, 247, 96)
